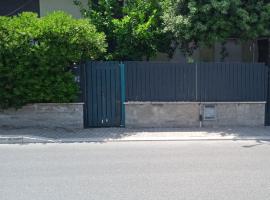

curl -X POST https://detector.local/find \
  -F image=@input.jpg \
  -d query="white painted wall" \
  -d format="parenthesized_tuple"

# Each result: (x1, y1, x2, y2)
(39, 0, 87, 18)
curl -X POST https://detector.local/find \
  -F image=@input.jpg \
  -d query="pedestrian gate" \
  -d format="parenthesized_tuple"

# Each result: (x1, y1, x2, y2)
(82, 62, 125, 128)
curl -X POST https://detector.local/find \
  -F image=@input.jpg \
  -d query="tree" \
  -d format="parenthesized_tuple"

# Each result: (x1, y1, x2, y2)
(162, 0, 270, 56)
(0, 12, 107, 109)
(74, 0, 173, 60)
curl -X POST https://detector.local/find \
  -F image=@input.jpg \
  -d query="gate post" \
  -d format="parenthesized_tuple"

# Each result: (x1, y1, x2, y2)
(80, 62, 88, 128)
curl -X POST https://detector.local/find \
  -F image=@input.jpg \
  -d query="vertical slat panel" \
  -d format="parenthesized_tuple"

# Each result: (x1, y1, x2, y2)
(128, 62, 133, 101)
(97, 67, 103, 126)
(257, 64, 262, 100)
(228, 63, 233, 101)
(261, 64, 267, 100)
(176, 64, 182, 100)
(241, 63, 245, 100)
(200, 63, 206, 102)
(213, 63, 218, 101)
(219, 63, 224, 101)
(197, 63, 201, 101)
(92, 63, 98, 126)
(264, 65, 269, 101)
(250, 64, 255, 101)
(175, 64, 180, 100)
(181, 64, 185, 100)
(115, 64, 121, 126)
(161, 64, 167, 100)
(205, 63, 210, 101)
(188, 64, 194, 100)
(157, 64, 163, 100)
(130, 62, 136, 101)
(218, 63, 223, 101)
(147, 63, 152, 101)
(224, 62, 229, 101)
(102, 67, 106, 125)
(191, 64, 196, 101)
(266, 65, 270, 125)
(231, 63, 236, 101)
(259, 64, 264, 100)
(141, 64, 146, 101)
(123, 62, 267, 102)
(87, 62, 93, 126)
(110, 66, 116, 126)
(202, 63, 207, 102)
(236, 63, 241, 101)
(241, 63, 246, 100)
(124, 63, 129, 101)
(247, 63, 252, 100)
(186, 65, 190, 100)
(105, 68, 110, 126)
(153, 62, 158, 100)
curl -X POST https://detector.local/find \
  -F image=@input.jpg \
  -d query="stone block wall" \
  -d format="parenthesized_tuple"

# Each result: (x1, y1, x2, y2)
(0, 103, 84, 129)
(125, 102, 266, 128)
(125, 102, 199, 128)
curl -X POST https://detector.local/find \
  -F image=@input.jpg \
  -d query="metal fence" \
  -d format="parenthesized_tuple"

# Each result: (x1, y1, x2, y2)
(124, 62, 268, 102)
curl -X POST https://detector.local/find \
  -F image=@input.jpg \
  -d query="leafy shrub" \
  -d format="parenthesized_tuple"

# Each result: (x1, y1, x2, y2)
(0, 12, 107, 109)
(162, 0, 270, 55)
(74, 0, 173, 60)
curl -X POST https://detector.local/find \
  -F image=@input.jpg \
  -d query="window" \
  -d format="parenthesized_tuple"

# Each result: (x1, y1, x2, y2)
(0, 0, 40, 16)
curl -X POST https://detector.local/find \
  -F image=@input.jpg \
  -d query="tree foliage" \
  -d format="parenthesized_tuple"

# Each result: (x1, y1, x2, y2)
(74, 0, 173, 60)
(162, 0, 270, 55)
(0, 12, 106, 109)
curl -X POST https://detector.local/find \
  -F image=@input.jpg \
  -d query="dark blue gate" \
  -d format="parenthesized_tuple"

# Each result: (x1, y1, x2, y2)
(83, 61, 125, 128)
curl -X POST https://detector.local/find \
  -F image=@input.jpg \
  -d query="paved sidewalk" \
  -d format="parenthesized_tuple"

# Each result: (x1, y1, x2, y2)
(0, 126, 270, 144)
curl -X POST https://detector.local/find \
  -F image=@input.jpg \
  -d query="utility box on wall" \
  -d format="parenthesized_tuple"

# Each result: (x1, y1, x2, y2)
(203, 105, 217, 121)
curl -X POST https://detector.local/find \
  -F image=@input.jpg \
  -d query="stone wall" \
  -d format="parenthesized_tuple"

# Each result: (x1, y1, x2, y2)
(0, 103, 84, 129)
(0, 102, 265, 129)
(125, 102, 266, 128)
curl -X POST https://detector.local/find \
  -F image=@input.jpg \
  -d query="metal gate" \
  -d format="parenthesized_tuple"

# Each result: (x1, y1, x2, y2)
(82, 62, 125, 128)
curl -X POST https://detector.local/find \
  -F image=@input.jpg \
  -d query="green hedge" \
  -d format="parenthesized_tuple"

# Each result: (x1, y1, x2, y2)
(0, 12, 107, 109)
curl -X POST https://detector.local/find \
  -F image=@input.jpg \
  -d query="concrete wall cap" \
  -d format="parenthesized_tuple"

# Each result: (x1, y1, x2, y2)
(125, 101, 266, 105)
(200, 102, 266, 104)
(28, 103, 84, 106)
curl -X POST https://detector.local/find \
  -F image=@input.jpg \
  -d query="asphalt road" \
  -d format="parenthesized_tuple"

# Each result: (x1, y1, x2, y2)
(1, 141, 270, 200)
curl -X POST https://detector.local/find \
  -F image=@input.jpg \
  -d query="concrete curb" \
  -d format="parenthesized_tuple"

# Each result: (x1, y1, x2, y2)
(0, 136, 56, 144)
(1, 135, 270, 144)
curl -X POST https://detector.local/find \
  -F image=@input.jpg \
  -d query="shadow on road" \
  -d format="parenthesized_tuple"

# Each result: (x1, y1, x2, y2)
(0, 126, 270, 145)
